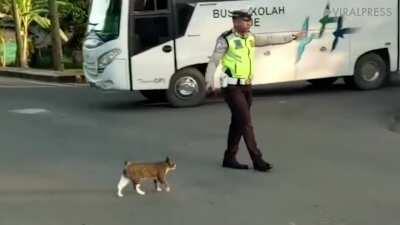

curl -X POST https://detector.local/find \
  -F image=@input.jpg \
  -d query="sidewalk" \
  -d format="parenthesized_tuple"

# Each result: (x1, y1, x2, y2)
(0, 67, 86, 83)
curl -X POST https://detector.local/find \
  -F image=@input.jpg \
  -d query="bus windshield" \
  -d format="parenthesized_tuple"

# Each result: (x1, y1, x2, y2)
(87, 0, 122, 42)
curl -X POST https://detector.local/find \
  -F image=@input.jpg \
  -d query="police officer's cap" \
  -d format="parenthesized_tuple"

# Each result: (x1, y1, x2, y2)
(232, 9, 252, 20)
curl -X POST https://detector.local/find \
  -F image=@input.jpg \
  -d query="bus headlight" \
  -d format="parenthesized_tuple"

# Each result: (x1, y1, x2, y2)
(98, 48, 121, 73)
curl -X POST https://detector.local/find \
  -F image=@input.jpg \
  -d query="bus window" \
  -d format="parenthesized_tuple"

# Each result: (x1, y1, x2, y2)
(134, 0, 153, 11)
(156, 0, 168, 10)
(134, 0, 168, 11)
(87, 0, 122, 41)
(176, 3, 195, 36)
(133, 17, 171, 55)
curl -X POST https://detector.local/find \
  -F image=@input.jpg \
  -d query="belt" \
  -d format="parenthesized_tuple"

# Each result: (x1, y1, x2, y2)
(227, 77, 251, 85)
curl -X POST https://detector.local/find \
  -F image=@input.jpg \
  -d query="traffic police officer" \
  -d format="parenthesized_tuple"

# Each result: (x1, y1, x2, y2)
(206, 9, 302, 172)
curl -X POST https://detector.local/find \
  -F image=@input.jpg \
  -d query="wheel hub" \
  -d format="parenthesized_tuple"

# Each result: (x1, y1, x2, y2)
(361, 62, 380, 82)
(175, 76, 199, 97)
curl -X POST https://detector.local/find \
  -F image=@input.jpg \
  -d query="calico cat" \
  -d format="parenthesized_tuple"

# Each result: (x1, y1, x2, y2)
(117, 157, 176, 197)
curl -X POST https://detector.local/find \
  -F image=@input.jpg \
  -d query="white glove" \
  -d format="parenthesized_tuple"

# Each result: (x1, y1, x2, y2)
(205, 63, 221, 93)
(220, 73, 228, 88)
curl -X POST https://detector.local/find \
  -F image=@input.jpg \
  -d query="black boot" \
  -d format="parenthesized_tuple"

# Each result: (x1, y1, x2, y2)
(253, 157, 273, 172)
(222, 158, 249, 170)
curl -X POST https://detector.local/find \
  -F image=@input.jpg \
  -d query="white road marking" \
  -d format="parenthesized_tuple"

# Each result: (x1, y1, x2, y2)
(9, 108, 50, 114)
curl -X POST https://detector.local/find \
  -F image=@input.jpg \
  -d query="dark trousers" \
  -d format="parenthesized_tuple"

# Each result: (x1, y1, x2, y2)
(223, 85, 262, 162)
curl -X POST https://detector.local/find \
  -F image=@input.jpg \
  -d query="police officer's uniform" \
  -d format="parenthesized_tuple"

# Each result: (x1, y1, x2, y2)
(205, 10, 297, 171)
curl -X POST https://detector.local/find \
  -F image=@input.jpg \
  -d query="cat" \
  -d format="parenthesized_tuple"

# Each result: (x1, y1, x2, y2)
(117, 157, 176, 197)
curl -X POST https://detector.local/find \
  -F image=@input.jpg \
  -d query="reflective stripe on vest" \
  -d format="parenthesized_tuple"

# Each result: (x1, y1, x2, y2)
(222, 34, 255, 80)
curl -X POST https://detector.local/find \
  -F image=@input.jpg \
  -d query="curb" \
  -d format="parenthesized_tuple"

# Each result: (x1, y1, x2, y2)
(0, 67, 86, 83)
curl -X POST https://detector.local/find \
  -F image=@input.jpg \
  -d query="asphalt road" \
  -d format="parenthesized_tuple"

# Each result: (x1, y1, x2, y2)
(0, 76, 400, 225)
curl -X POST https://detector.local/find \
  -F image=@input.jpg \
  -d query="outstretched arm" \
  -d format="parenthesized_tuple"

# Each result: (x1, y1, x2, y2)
(254, 33, 295, 47)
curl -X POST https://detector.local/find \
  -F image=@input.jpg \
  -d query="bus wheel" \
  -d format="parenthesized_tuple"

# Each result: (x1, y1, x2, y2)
(345, 53, 388, 90)
(140, 90, 166, 102)
(307, 77, 338, 88)
(167, 68, 206, 107)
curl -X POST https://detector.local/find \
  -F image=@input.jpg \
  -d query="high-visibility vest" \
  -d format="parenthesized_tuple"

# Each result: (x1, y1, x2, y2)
(222, 32, 255, 80)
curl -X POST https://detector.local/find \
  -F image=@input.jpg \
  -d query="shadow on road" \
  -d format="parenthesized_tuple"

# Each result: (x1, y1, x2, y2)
(95, 99, 176, 113)
(96, 78, 400, 111)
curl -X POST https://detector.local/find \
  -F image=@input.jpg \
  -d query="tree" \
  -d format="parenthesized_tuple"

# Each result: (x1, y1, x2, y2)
(1, 0, 86, 68)
(5, 0, 52, 68)
(0, 15, 7, 67)
(59, 0, 89, 50)
(48, 0, 63, 70)
(0, 29, 6, 67)
(57, 0, 89, 66)
(0, 2, 11, 67)
(11, 0, 26, 67)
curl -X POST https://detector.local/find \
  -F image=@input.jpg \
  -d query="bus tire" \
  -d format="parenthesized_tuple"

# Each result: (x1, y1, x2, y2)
(167, 68, 206, 107)
(345, 53, 388, 90)
(140, 90, 166, 102)
(307, 77, 338, 88)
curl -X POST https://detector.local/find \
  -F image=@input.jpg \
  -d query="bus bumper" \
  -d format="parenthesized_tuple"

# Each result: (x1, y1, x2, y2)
(83, 59, 130, 90)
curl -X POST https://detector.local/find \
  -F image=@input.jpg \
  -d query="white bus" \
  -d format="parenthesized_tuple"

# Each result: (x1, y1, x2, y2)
(83, 0, 399, 107)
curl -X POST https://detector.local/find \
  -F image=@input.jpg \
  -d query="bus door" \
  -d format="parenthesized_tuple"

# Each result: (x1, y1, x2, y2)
(129, 0, 176, 90)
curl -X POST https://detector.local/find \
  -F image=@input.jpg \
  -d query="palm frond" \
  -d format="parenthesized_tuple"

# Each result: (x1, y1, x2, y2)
(31, 14, 51, 28)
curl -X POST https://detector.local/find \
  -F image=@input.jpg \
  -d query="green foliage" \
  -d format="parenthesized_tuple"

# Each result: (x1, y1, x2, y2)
(31, 47, 81, 69)
(59, 0, 90, 50)
(0, 7, 10, 66)
(0, 0, 12, 15)
(0, 30, 6, 67)
(1, 0, 90, 67)
(15, 0, 51, 29)
(58, 0, 89, 25)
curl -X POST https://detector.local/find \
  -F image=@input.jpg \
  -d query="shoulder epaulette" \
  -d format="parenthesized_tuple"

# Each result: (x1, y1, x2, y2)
(221, 30, 233, 39)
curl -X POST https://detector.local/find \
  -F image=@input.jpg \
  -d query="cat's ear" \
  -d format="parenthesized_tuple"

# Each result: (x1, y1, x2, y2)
(165, 157, 170, 163)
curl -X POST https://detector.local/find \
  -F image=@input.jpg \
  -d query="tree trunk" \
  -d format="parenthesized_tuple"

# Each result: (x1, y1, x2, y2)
(0, 37, 6, 67)
(22, 23, 29, 67)
(48, 0, 64, 71)
(11, 0, 27, 68)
